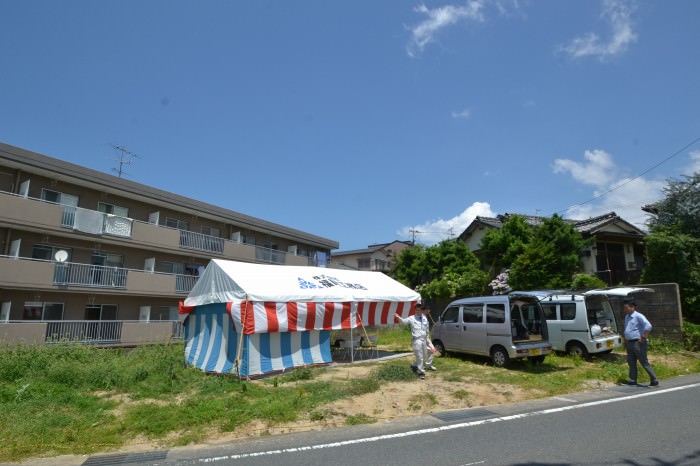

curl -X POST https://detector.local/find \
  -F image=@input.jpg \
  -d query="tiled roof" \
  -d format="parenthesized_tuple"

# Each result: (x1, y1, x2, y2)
(460, 211, 645, 240)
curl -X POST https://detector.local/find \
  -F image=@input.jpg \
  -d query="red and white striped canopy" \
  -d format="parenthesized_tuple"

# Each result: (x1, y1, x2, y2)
(182, 260, 420, 334)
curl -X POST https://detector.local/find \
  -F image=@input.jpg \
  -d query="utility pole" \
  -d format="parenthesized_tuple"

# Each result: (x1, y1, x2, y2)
(409, 228, 422, 244)
(109, 144, 140, 178)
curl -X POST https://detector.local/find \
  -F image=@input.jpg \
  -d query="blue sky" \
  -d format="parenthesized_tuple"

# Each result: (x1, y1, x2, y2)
(1, 1, 699, 251)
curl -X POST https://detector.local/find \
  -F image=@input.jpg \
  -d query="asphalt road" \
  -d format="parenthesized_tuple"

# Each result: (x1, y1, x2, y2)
(13, 373, 700, 466)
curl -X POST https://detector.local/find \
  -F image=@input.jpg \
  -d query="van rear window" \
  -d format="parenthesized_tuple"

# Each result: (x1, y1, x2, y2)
(561, 303, 576, 320)
(486, 304, 505, 323)
(542, 303, 556, 320)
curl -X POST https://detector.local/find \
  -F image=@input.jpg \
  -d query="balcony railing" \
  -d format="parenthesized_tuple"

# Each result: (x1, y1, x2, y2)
(0, 189, 329, 267)
(62, 206, 133, 238)
(46, 320, 123, 343)
(0, 320, 185, 347)
(255, 246, 286, 264)
(176, 274, 199, 294)
(53, 262, 128, 289)
(179, 230, 225, 254)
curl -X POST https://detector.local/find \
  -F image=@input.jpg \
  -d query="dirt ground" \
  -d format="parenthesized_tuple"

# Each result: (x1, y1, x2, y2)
(169, 356, 555, 449)
(115, 352, 694, 452)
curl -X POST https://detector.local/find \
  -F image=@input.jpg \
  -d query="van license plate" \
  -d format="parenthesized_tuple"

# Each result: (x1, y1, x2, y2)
(528, 348, 540, 356)
(606, 340, 614, 348)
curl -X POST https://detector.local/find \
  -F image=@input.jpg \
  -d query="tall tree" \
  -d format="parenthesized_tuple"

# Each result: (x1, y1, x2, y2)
(646, 172, 700, 236)
(479, 215, 533, 274)
(508, 214, 589, 290)
(391, 240, 488, 300)
(643, 172, 700, 321)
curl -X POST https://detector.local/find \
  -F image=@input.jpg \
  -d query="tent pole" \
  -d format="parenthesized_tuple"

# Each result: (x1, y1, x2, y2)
(350, 305, 354, 363)
(234, 296, 248, 380)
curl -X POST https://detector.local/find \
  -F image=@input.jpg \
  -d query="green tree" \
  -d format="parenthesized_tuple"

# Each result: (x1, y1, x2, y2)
(508, 214, 589, 290)
(391, 240, 488, 300)
(642, 172, 700, 322)
(646, 172, 700, 236)
(479, 215, 533, 274)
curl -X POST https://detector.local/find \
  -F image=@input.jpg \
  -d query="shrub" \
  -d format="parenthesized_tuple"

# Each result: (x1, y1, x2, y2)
(682, 321, 700, 352)
(570, 273, 607, 290)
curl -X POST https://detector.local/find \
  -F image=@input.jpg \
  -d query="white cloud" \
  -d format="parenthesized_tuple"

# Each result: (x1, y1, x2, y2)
(552, 149, 617, 188)
(406, 2, 486, 57)
(552, 149, 664, 230)
(683, 150, 700, 176)
(560, 0, 638, 61)
(398, 201, 495, 245)
(451, 108, 471, 119)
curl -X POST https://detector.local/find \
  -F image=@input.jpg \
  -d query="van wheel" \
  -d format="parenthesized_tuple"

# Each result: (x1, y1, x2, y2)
(567, 342, 588, 358)
(433, 340, 446, 357)
(528, 355, 545, 365)
(491, 346, 509, 367)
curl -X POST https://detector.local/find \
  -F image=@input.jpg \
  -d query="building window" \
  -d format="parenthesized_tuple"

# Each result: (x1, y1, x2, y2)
(201, 225, 220, 237)
(374, 259, 387, 270)
(84, 304, 118, 320)
(158, 261, 185, 275)
(32, 244, 72, 262)
(165, 217, 189, 230)
(23, 302, 64, 321)
(41, 189, 79, 207)
(92, 252, 123, 267)
(357, 258, 370, 269)
(98, 202, 129, 218)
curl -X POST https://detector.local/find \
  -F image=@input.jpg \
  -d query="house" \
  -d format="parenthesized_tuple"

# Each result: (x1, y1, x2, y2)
(0, 142, 338, 347)
(330, 241, 413, 272)
(458, 212, 646, 285)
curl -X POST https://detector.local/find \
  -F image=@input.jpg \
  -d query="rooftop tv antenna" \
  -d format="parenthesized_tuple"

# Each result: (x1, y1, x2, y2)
(109, 144, 141, 178)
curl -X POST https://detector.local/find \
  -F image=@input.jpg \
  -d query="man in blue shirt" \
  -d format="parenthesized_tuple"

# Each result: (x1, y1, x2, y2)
(623, 298, 659, 386)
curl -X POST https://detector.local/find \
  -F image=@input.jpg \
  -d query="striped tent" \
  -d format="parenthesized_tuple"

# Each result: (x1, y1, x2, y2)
(181, 259, 419, 378)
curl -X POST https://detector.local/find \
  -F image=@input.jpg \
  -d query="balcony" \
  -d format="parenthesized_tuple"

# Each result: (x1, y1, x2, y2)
(0, 320, 184, 347)
(61, 206, 133, 238)
(0, 189, 324, 266)
(0, 256, 198, 296)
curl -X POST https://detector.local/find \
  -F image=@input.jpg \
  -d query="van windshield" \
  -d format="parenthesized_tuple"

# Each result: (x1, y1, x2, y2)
(584, 295, 618, 334)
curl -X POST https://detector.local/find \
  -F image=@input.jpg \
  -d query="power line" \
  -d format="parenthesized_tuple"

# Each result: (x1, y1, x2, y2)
(555, 136, 700, 216)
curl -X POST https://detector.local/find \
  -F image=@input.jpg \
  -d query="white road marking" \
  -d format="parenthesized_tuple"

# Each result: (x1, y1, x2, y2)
(553, 396, 576, 402)
(196, 382, 700, 463)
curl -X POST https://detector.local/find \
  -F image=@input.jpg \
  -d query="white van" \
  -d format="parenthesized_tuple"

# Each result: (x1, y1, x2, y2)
(518, 287, 653, 357)
(431, 294, 552, 367)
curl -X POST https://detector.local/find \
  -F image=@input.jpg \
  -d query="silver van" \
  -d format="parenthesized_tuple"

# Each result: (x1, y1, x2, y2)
(522, 287, 652, 357)
(431, 294, 552, 367)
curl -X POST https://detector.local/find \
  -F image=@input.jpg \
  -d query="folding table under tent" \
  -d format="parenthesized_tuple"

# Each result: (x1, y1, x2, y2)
(180, 259, 420, 378)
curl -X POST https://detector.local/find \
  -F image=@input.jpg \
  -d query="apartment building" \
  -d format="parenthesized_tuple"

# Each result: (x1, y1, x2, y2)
(0, 142, 338, 346)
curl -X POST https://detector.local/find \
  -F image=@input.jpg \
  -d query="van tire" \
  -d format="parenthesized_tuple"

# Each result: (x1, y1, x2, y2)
(528, 355, 546, 365)
(433, 340, 446, 357)
(567, 341, 588, 358)
(491, 346, 509, 367)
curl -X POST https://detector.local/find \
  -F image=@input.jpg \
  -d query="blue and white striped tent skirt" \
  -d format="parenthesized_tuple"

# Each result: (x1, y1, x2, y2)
(184, 303, 332, 377)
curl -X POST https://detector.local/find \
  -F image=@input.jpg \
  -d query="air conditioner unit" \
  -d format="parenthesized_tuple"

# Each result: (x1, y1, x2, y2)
(288, 245, 298, 255)
(231, 231, 241, 243)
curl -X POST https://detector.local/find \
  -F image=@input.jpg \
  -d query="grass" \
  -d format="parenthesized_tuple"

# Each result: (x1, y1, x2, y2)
(1, 334, 700, 462)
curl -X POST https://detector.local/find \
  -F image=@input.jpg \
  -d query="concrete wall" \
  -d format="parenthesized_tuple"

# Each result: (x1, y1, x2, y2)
(604, 283, 683, 341)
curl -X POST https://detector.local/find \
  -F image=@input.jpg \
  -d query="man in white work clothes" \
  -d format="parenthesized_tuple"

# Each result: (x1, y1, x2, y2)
(396, 302, 436, 380)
